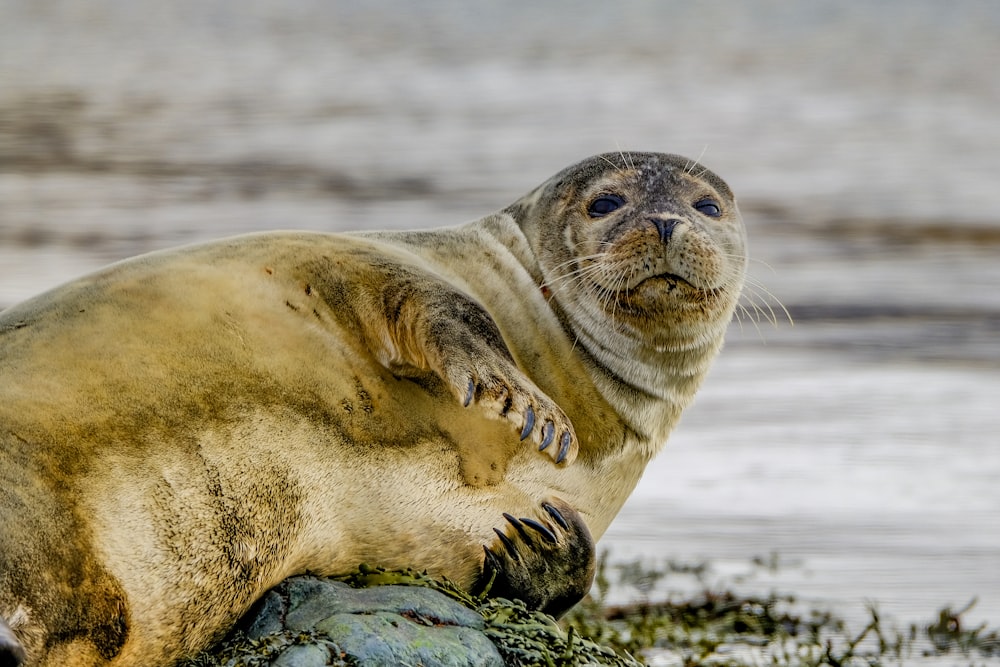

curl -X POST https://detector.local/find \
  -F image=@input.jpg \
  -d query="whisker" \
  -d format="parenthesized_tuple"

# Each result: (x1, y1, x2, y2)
(739, 292, 775, 326)
(546, 253, 605, 276)
(544, 252, 608, 277)
(606, 264, 630, 327)
(543, 260, 611, 290)
(745, 256, 781, 274)
(598, 152, 628, 174)
(690, 145, 711, 178)
(738, 287, 784, 329)
(740, 277, 793, 326)
(683, 145, 710, 177)
(738, 303, 768, 340)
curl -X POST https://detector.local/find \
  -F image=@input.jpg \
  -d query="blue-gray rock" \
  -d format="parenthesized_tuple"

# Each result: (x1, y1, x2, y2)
(190, 576, 503, 667)
(275, 578, 486, 636)
(269, 643, 335, 667)
(313, 611, 499, 666)
(181, 572, 640, 667)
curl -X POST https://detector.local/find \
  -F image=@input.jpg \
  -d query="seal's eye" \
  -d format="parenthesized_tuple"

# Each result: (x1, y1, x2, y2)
(694, 198, 722, 217)
(588, 194, 626, 218)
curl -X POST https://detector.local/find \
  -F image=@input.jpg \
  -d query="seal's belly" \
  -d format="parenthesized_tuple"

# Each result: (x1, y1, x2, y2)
(0, 244, 542, 623)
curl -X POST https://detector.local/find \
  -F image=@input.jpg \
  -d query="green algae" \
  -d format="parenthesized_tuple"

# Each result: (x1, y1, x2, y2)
(562, 553, 1000, 666)
(182, 557, 1000, 666)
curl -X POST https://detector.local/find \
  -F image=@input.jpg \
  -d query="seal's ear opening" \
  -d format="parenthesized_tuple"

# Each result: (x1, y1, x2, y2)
(502, 180, 554, 233)
(502, 200, 530, 226)
(503, 184, 546, 228)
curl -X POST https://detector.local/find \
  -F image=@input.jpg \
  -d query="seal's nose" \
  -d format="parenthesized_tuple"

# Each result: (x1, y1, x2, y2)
(651, 218, 680, 244)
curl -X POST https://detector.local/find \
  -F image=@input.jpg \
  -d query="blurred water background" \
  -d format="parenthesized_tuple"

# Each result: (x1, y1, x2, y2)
(2, 0, 998, 649)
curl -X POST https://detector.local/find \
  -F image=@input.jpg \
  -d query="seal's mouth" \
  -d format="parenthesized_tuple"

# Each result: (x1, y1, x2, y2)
(631, 272, 697, 292)
(617, 272, 725, 307)
(652, 272, 690, 287)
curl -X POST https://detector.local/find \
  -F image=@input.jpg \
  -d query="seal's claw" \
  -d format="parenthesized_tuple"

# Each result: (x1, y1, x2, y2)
(519, 406, 535, 441)
(502, 512, 524, 535)
(539, 421, 555, 451)
(463, 378, 475, 407)
(474, 498, 595, 618)
(520, 517, 557, 544)
(493, 527, 520, 561)
(556, 432, 571, 464)
(542, 502, 569, 530)
(503, 513, 534, 544)
(442, 353, 576, 466)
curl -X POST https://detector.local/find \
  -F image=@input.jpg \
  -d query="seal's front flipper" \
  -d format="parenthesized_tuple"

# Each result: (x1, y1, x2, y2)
(473, 498, 595, 618)
(448, 334, 578, 466)
(423, 293, 578, 465)
(366, 266, 578, 466)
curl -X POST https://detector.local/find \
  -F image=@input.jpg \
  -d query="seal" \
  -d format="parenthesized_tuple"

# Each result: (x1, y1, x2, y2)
(0, 152, 746, 666)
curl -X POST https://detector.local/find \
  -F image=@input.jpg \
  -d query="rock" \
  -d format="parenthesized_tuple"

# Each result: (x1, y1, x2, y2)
(247, 577, 501, 667)
(181, 568, 641, 667)
(277, 578, 486, 634)
(269, 643, 335, 667)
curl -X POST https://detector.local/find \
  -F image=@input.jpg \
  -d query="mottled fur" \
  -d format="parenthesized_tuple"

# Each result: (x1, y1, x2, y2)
(0, 153, 745, 665)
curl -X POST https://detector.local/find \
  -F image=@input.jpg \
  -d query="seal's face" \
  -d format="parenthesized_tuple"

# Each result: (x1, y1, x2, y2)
(514, 152, 747, 352)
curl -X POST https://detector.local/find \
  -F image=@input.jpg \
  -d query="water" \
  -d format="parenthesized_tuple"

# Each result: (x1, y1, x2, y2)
(2, 0, 998, 650)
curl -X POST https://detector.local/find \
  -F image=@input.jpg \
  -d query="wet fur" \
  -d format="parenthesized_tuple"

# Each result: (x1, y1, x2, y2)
(0, 152, 746, 665)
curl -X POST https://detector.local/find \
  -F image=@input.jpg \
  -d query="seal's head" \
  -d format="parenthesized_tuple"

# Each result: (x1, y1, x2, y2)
(509, 152, 746, 358)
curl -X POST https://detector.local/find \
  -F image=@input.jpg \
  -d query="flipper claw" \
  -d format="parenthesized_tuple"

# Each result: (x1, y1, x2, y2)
(475, 499, 595, 618)
(463, 378, 475, 407)
(519, 406, 535, 440)
(520, 517, 557, 543)
(556, 432, 571, 463)
(541, 502, 569, 530)
(493, 527, 520, 561)
(504, 513, 534, 543)
(539, 421, 555, 450)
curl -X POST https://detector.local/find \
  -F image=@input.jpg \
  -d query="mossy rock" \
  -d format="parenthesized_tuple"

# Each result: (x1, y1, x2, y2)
(181, 566, 640, 667)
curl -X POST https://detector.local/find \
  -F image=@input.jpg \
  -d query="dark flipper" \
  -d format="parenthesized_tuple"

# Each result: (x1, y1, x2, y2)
(473, 498, 595, 618)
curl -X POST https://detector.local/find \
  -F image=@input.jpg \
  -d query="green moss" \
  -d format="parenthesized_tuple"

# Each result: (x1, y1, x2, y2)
(183, 558, 999, 666)
(180, 629, 350, 667)
(182, 564, 640, 667)
(561, 552, 1000, 666)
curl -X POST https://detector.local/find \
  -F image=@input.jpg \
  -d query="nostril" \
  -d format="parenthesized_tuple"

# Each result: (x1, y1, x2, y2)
(651, 218, 681, 243)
